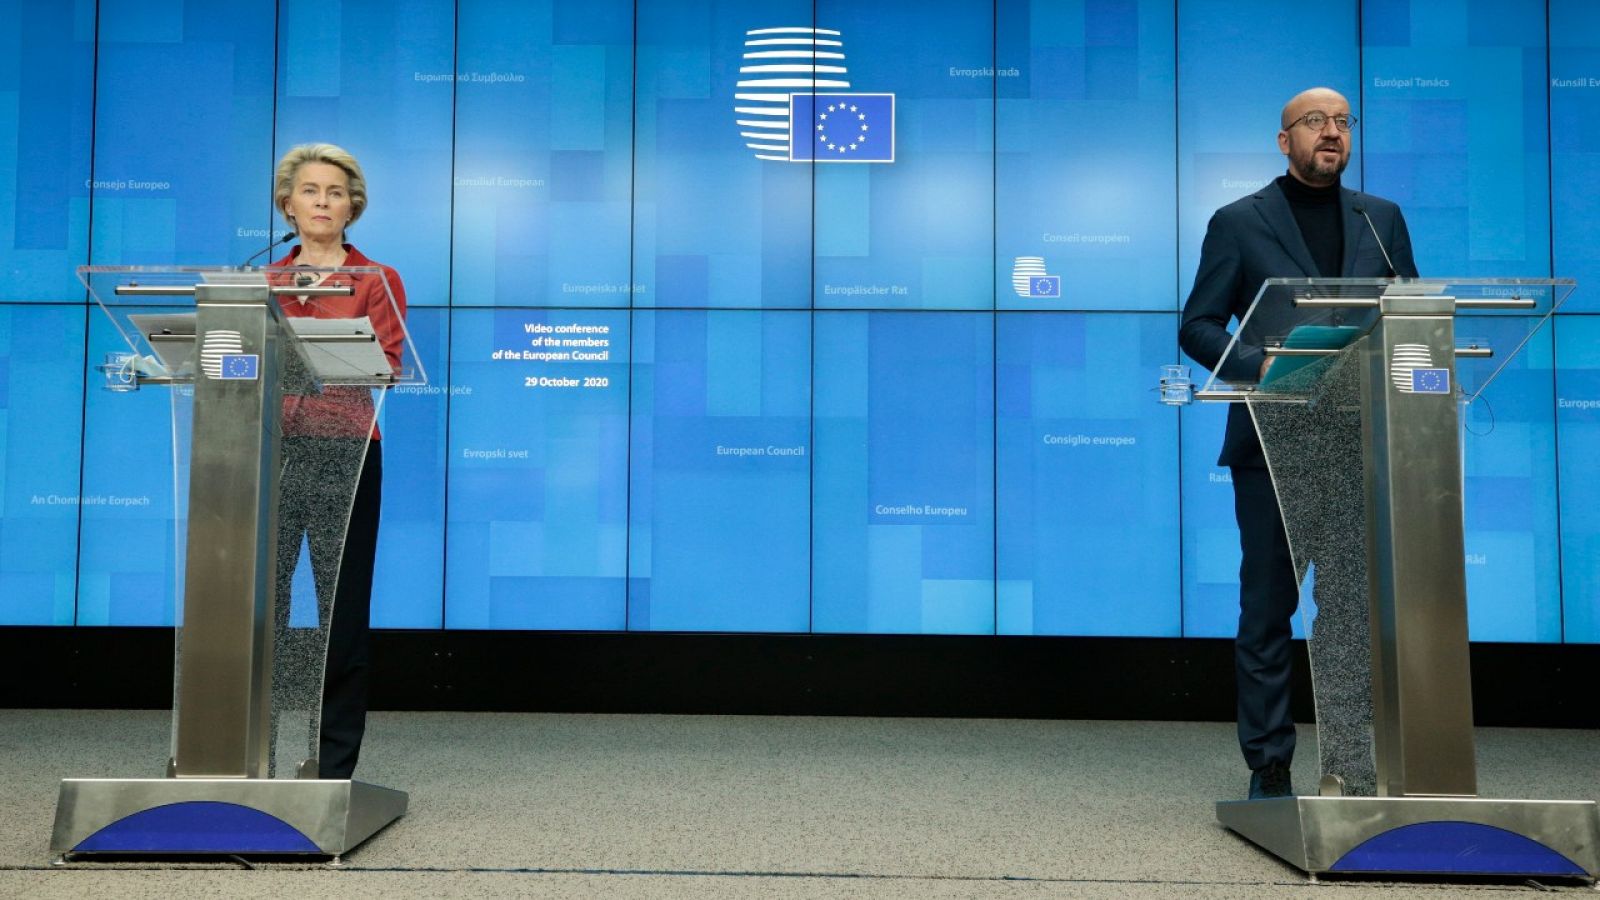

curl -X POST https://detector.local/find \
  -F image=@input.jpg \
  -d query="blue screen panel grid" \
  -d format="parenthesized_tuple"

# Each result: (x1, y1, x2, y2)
(1556, 316, 1600, 643)
(452, 0, 634, 308)
(0, 305, 84, 625)
(90, 0, 276, 270)
(812, 0, 994, 310)
(0, 1, 93, 302)
(996, 312, 1181, 636)
(632, 0, 814, 310)
(4, 2, 1600, 644)
(1177, 0, 1362, 302)
(445, 307, 629, 629)
(77, 309, 186, 626)
(996, 0, 1177, 312)
(629, 309, 811, 632)
(1177, 395, 1243, 639)
(1550, 0, 1600, 312)
(1457, 320, 1559, 642)
(371, 307, 449, 628)
(1361, 0, 1550, 279)
(813, 311, 995, 634)
(275, 0, 455, 306)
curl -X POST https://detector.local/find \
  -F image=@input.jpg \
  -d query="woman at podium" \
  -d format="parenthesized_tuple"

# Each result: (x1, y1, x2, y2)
(267, 143, 408, 780)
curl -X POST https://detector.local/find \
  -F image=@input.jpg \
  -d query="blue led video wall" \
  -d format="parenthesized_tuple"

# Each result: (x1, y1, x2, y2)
(445, 307, 628, 629)
(1, 0, 1597, 643)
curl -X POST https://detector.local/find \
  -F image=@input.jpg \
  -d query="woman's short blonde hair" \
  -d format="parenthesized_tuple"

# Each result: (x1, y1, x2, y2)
(273, 143, 368, 230)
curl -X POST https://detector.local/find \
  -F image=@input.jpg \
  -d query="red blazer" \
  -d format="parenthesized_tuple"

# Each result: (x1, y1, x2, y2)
(270, 244, 409, 440)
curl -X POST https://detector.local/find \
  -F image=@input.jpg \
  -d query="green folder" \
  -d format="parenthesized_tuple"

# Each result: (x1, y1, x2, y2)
(1260, 324, 1363, 386)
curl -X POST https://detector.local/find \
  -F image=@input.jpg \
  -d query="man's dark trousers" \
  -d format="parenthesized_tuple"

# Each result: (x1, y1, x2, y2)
(1231, 464, 1300, 771)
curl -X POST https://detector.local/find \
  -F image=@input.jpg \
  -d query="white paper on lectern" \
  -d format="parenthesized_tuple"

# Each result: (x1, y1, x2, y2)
(1380, 281, 1448, 298)
(128, 312, 197, 374)
(286, 315, 394, 382)
(127, 313, 392, 383)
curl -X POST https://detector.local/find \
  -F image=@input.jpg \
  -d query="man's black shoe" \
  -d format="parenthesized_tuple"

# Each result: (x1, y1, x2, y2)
(1248, 761, 1293, 799)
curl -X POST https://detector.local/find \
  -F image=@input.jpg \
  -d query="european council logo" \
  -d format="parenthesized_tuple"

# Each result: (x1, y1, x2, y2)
(1390, 343, 1449, 394)
(1011, 257, 1060, 299)
(199, 329, 245, 380)
(734, 26, 895, 164)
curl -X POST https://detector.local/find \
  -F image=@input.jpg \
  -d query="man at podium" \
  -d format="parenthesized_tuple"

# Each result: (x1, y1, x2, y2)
(1178, 88, 1419, 800)
(269, 143, 408, 779)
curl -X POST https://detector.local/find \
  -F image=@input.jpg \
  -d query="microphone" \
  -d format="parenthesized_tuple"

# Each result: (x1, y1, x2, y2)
(240, 229, 297, 268)
(1351, 201, 1396, 277)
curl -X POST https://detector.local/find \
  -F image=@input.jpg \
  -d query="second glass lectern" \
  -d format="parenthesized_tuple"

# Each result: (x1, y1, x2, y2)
(1197, 277, 1598, 880)
(51, 265, 426, 860)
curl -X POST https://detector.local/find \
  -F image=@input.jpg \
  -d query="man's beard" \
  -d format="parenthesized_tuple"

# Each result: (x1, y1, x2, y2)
(1294, 145, 1347, 185)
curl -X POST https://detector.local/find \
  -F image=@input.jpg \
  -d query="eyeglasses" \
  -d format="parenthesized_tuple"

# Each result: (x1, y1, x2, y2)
(1288, 111, 1357, 133)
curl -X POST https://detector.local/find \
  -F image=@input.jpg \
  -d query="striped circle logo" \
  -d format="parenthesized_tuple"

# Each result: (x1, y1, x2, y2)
(1389, 343, 1434, 393)
(200, 330, 245, 380)
(735, 27, 851, 161)
(1012, 257, 1048, 298)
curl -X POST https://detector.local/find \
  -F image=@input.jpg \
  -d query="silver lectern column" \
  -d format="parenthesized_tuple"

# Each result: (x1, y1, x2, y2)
(1198, 277, 1599, 881)
(51, 266, 411, 860)
(171, 280, 285, 779)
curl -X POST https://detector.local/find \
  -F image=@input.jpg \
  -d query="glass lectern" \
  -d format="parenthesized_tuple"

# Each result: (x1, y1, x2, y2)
(1198, 277, 1599, 880)
(51, 265, 425, 859)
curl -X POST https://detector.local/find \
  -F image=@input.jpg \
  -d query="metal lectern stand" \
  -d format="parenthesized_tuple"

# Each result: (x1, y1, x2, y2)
(51, 266, 424, 860)
(1195, 277, 1599, 880)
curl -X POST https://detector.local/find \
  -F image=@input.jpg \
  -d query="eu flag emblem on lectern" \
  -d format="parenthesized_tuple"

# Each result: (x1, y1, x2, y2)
(1411, 368, 1449, 394)
(220, 354, 259, 380)
(789, 93, 895, 163)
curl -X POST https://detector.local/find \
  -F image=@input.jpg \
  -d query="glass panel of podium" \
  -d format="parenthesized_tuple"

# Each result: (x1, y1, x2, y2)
(1198, 277, 1599, 879)
(52, 265, 423, 859)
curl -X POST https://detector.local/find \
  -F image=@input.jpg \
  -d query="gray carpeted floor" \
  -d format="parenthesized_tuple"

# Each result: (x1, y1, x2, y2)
(1, 710, 1595, 897)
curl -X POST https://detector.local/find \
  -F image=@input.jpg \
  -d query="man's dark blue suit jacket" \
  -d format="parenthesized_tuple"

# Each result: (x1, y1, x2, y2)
(1178, 179, 1420, 468)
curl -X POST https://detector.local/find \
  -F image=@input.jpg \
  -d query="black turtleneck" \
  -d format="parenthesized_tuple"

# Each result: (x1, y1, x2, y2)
(1276, 173, 1343, 277)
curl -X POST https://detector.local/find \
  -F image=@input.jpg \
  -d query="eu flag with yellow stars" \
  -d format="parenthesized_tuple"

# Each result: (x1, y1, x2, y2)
(1411, 368, 1449, 394)
(788, 93, 895, 163)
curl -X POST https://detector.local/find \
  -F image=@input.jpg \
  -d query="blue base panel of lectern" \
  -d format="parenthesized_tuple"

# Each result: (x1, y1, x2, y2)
(52, 777, 408, 858)
(73, 800, 321, 854)
(1217, 795, 1600, 880)
(1330, 821, 1586, 877)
